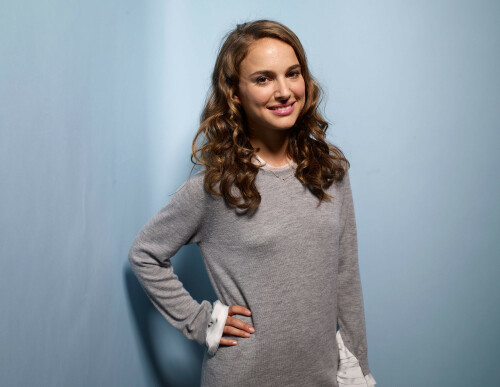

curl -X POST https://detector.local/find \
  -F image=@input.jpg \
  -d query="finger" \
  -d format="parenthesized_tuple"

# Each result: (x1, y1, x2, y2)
(219, 337, 238, 346)
(223, 325, 251, 338)
(226, 316, 255, 333)
(228, 305, 252, 317)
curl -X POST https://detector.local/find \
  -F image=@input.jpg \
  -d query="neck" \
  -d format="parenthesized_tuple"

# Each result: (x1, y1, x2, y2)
(248, 129, 291, 167)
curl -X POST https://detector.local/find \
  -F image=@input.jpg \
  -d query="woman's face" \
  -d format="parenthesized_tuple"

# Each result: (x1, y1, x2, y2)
(235, 38, 306, 137)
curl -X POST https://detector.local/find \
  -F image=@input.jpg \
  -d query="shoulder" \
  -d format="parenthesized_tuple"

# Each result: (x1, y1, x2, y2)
(170, 169, 213, 208)
(179, 169, 205, 188)
(338, 169, 352, 196)
(173, 169, 205, 196)
(327, 169, 351, 199)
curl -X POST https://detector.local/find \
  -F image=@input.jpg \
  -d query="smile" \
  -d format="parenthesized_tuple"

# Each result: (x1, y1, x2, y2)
(268, 102, 295, 116)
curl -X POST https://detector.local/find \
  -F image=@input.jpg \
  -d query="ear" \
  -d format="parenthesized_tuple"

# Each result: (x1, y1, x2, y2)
(232, 92, 241, 104)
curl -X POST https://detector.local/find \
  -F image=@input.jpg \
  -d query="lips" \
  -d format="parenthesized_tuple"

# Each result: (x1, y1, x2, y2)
(268, 101, 295, 116)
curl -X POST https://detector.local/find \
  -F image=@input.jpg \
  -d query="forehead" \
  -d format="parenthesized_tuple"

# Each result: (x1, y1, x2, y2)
(240, 38, 299, 74)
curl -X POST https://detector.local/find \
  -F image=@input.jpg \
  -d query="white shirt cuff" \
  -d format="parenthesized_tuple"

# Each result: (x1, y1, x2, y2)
(206, 300, 229, 356)
(336, 330, 376, 386)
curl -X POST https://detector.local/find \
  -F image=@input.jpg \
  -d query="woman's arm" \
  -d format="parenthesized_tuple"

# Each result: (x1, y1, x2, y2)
(336, 172, 374, 379)
(128, 175, 212, 346)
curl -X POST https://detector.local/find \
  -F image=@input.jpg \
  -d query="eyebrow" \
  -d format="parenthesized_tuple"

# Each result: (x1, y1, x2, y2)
(248, 64, 301, 78)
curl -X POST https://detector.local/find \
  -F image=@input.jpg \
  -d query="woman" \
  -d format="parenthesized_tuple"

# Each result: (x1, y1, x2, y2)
(129, 20, 376, 387)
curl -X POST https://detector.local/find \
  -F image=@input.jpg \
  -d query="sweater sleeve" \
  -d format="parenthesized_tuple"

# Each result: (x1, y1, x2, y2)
(336, 171, 372, 376)
(128, 174, 213, 346)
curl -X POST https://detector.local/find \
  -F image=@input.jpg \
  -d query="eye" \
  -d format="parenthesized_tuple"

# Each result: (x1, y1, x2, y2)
(287, 70, 301, 78)
(255, 76, 269, 84)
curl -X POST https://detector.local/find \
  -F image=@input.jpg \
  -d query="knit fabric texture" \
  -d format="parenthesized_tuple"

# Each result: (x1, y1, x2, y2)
(129, 163, 371, 387)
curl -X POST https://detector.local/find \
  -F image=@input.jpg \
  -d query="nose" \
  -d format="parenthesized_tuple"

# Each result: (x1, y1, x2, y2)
(274, 78, 291, 101)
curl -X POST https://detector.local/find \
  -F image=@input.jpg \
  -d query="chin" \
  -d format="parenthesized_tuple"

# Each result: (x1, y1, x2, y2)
(272, 118, 300, 131)
(249, 114, 300, 133)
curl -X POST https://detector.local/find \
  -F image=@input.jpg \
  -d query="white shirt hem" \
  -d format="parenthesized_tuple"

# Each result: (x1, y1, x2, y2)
(337, 330, 376, 386)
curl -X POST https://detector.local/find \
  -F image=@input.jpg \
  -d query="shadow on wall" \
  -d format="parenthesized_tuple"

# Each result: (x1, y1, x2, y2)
(125, 244, 217, 387)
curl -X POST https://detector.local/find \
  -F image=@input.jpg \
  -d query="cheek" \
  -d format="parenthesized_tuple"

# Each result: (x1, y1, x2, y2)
(293, 80, 306, 100)
(249, 88, 272, 106)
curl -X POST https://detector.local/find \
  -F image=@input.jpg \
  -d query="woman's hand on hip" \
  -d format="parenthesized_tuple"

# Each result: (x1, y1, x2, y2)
(219, 305, 255, 346)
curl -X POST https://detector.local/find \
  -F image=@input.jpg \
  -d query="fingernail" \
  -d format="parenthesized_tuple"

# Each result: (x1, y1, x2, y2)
(244, 332, 250, 337)
(247, 310, 252, 315)
(249, 327, 255, 333)
(232, 341, 237, 345)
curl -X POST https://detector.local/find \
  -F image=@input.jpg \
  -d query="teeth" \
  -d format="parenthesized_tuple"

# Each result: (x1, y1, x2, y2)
(271, 105, 291, 110)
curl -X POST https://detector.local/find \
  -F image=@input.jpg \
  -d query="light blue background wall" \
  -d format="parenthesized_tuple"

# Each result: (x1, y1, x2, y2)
(1, 1, 499, 386)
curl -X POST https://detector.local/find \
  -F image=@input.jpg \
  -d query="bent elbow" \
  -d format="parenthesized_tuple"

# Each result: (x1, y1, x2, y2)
(128, 240, 144, 270)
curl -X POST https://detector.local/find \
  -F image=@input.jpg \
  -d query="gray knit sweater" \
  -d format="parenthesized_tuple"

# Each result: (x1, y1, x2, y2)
(129, 162, 372, 386)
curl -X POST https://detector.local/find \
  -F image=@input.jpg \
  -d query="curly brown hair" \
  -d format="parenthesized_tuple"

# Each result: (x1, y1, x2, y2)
(191, 20, 349, 212)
